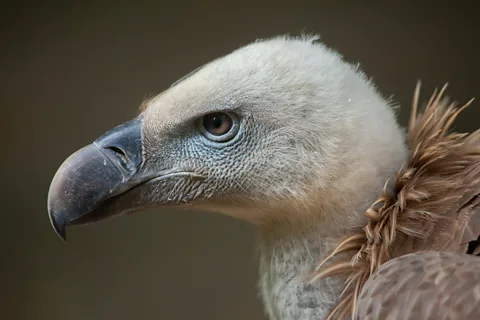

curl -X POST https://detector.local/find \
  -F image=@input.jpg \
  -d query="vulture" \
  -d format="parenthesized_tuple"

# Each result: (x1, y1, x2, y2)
(47, 36, 480, 319)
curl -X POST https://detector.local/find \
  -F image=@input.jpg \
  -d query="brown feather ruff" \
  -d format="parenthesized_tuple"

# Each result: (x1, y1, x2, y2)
(311, 82, 480, 320)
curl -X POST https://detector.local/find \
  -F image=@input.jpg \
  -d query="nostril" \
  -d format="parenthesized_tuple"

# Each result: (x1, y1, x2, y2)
(106, 146, 129, 168)
(93, 118, 143, 174)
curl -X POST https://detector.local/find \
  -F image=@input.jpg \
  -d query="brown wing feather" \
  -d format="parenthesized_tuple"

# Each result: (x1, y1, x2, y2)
(356, 251, 480, 320)
(311, 82, 480, 319)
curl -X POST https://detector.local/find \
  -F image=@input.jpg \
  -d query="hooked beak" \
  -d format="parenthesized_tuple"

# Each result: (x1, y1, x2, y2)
(47, 117, 160, 241)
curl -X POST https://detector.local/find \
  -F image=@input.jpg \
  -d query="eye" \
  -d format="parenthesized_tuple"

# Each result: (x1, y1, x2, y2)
(199, 112, 239, 142)
(204, 113, 232, 135)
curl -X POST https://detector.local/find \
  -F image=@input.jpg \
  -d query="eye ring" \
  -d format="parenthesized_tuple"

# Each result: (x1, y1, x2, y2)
(198, 112, 240, 142)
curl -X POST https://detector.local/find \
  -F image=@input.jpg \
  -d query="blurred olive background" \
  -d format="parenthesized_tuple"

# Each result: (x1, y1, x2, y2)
(1, 1, 479, 319)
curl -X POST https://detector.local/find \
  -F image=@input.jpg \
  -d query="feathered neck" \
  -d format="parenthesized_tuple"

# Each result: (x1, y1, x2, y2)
(257, 220, 351, 320)
(312, 83, 480, 320)
(256, 178, 389, 319)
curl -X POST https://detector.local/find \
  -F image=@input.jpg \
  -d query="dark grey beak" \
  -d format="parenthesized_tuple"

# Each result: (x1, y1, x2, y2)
(47, 117, 155, 240)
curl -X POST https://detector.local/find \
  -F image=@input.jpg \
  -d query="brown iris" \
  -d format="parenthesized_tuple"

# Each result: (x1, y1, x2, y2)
(202, 112, 233, 136)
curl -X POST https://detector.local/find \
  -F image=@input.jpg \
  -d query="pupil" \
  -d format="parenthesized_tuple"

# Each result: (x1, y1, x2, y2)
(212, 116, 222, 128)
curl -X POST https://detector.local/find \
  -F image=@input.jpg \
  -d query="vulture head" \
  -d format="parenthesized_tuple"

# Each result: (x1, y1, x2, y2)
(48, 36, 418, 319)
(48, 36, 406, 236)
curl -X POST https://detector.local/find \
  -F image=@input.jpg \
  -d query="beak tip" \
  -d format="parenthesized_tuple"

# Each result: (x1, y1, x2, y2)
(48, 211, 68, 242)
(55, 225, 67, 242)
(47, 195, 65, 241)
